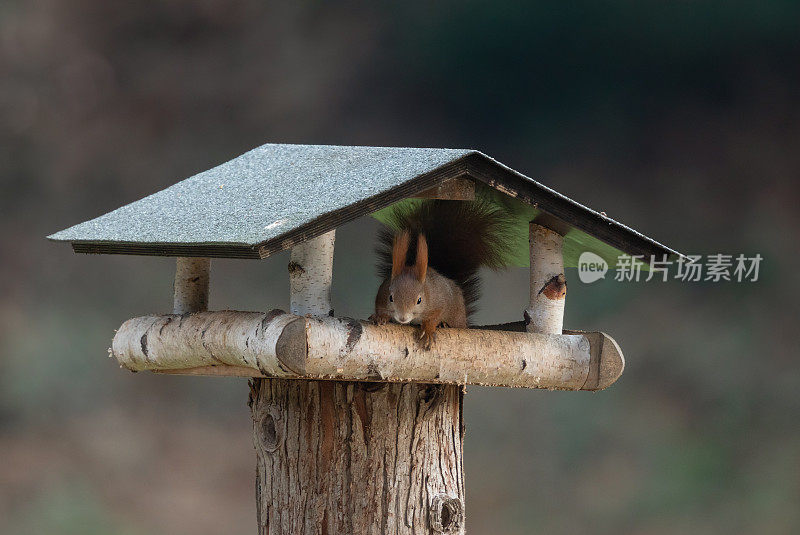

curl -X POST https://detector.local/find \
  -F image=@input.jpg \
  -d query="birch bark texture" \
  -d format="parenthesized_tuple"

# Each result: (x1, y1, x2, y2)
(526, 223, 566, 334)
(173, 257, 210, 314)
(111, 311, 623, 391)
(250, 232, 466, 534)
(288, 231, 335, 316)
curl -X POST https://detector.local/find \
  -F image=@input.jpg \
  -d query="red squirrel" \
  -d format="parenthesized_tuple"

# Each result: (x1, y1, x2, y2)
(371, 200, 514, 349)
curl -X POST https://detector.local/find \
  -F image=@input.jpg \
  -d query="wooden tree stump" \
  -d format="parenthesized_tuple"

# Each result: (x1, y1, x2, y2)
(249, 380, 465, 534)
(250, 231, 466, 534)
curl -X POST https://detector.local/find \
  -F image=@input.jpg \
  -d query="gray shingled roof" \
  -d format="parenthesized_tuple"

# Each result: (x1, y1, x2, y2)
(48, 142, 679, 260)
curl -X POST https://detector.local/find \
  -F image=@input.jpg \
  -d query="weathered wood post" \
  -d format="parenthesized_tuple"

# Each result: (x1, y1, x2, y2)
(248, 230, 465, 534)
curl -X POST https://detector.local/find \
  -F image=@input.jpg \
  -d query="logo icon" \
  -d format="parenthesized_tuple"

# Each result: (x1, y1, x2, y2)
(578, 252, 608, 283)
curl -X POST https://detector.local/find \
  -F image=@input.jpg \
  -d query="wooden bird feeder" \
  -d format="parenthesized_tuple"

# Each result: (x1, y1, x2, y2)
(49, 143, 680, 534)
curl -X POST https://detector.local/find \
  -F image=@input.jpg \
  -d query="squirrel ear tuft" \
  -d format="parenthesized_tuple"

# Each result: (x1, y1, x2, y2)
(414, 233, 428, 282)
(391, 231, 410, 279)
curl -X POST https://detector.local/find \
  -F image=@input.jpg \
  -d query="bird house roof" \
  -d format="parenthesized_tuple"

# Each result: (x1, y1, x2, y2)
(48, 143, 679, 260)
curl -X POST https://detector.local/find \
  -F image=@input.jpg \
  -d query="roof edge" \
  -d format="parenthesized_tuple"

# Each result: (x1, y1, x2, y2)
(463, 152, 681, 261)
(68, 241, 261, 259)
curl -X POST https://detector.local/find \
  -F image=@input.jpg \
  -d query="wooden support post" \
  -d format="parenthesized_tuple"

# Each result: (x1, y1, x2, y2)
(249, 231, 466, 534)
(288, 231, 335, 316)
(525, 223, 566, 334)
(173, 257, 210, 314)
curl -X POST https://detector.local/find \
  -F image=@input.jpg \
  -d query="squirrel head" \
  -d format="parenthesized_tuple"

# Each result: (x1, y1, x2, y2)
(387, 231, 428, 324)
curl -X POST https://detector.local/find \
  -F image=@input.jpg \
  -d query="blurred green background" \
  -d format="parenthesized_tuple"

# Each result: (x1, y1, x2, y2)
(2, 1, 798, 534)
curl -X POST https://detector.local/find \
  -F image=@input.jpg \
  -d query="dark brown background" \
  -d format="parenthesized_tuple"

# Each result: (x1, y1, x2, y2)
(2, 1, 798, 533)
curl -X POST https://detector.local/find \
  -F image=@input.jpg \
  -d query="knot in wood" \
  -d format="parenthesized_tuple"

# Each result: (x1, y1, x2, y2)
(358, 381, 386, 393)
(255, 406, 282, 455)
(538, 273, 567, 300)
(429, 494, 463, 533)
(287, 261, 305, 275)
(418, 384, 443, 409)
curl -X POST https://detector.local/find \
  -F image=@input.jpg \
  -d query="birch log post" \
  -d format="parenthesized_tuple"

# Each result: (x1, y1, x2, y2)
(173, 257, 210, 314)
(525, 223, 566, 334)
(248, 231, 466, 534)
(288, 230, 335, 316)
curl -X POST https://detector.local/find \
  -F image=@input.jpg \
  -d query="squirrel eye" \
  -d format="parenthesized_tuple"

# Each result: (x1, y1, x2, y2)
(417, 297, 422, 305)
(389, 294, 393, 302)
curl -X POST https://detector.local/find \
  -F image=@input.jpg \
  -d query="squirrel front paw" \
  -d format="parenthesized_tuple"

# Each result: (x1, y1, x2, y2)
(369, 313, 391, 326)
(418, 327, 436, 350)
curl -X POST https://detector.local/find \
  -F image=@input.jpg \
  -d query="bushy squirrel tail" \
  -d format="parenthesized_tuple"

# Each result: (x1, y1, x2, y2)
(376, 199, 515, 318)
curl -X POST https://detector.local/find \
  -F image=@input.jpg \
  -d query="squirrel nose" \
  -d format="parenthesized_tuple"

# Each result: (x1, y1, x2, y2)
(397, 315, 412, 324)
